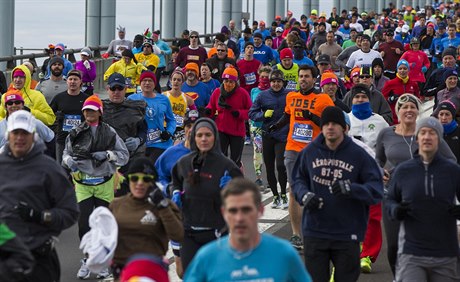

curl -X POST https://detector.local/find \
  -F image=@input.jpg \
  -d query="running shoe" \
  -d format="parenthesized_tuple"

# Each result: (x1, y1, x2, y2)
(289, 235, 303, 250)
(255, 178, 264, 187)
(77, 258, 91, 280)
(271, 195, 280, 208)
(360, 256, 372, 273)
(96, 268, 111, 279)
(244, 136, 252, 145)
(280, 194, 288, 210)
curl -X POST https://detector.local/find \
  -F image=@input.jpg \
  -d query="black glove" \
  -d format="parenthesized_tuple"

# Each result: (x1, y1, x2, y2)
(302, 192, 323, 211)
(160, 130, 171, 141)
(302, 109, 313, 120)
(148, 187, 165, 206)
(394, 202, 411, 220)
(330, 180, 352, 197)
(388, 92, 399, 104)
(448, 205, 460, 219)
(15, 202, 42, 223)
(231, 110, 240, 118)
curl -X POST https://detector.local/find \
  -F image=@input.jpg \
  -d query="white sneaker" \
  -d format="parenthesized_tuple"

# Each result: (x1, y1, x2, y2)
(77, 258, 91, 280)
(96, 268, 111, 279)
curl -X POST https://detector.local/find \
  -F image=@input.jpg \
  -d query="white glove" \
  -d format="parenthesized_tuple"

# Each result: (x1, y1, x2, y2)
(83, 60, 90, 70)
(106, 151, 117, 162)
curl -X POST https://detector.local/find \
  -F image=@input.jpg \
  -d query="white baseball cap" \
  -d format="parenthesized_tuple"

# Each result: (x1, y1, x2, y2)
(7, 110, 36, 134)
(276, 27, 284, 32)
(402, 25, 410, 33)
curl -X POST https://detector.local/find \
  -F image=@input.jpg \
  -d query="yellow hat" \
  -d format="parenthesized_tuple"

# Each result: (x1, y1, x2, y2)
(311, 9, 318, 15)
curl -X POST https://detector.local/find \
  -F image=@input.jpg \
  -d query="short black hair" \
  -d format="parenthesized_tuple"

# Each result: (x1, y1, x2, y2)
(298, 64, 318, 78)
(221, 178, 262, 207)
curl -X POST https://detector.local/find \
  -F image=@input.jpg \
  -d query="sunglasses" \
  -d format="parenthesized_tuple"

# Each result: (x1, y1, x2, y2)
(110, 85, 125, 91)
(217, 49, 226, 52)
(128, 174, 154, 183)
(359, 75, 371, 79)
(190, 36, 198, 39)
(6, 101, 23, 106)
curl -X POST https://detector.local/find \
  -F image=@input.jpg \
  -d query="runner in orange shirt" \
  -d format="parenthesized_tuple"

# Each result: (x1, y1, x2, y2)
(270, 64, 334, 249)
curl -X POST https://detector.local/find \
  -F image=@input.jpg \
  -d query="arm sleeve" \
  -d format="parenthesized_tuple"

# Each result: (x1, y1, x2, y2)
(157, 202, 184, 242)
(45, 165, 79, 231)
(35, 120, 55, 142)
(29, 93, 56, 126)
(349, 153, 384, 205)
(111, 128, 130, 167)
(248, 94, 265, 122)
(164, 100, 177, 135)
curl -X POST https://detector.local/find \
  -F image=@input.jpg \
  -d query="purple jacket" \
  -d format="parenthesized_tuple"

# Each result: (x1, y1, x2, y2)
(74, 60, 97, 90)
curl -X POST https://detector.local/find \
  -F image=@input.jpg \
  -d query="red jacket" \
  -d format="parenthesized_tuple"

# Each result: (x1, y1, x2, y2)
(206, 86, 252, 137)
(382, 76, 420, 124)
(400, 50, 430, 83)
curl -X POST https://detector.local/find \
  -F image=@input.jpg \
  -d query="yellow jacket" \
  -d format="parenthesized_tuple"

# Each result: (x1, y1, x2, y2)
(104, 60, 146, 93)
(134, 53, 160, 71)
(1, 65, 55, 126)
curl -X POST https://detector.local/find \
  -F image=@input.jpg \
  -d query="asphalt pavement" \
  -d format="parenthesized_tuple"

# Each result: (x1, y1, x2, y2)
(56, 144, 394, 282)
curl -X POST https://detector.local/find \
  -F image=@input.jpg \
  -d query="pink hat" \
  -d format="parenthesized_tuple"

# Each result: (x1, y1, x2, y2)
(4, 90, 24, 106)
(82, 95, 103, 113)
(13, 69, 26, 78)
(280, 48, 293, 60)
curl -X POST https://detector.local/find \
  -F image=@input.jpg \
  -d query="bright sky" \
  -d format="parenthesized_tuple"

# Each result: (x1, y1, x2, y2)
(14, 0, 332, 50)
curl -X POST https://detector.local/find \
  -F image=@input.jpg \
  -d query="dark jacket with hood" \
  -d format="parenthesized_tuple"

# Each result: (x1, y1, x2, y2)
(386, 153, 460, 257)
(0, 142, 79, 250)
(248, 87, 289, 142)
(291, 133, 383, 242)
(171, 118, 243, 230)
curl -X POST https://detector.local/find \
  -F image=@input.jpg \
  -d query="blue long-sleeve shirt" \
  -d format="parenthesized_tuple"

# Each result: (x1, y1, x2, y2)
(128, 93, 176, 149)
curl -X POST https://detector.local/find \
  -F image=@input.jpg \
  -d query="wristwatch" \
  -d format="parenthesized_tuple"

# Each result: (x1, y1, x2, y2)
(157, 199, 170, 209)
(42, 210, 52, 224)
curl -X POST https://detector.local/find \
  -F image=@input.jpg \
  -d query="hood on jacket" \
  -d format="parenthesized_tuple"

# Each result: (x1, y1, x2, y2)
(10, 65, 32, 94)
(189, 117, 222, 155)
(1, 139, 46, 161)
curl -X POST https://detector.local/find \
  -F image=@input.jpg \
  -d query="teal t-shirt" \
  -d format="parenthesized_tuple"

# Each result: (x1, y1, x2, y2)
(184, 233, 312, 282)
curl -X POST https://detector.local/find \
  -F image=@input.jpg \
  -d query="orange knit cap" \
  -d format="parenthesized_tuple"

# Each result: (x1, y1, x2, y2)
(320, 71, 339, 87)
(82, 95, 103, 113)
(185, 62, 199, 76)
(350, 67, 361, 78)
(222, 66, 238, 81)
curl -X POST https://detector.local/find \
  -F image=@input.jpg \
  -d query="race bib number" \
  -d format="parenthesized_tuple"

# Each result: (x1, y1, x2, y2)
(62, 115, 81, 132)
(146, 128, 161, 145)
(125, 77, 133, 88)
(174, 114, 184, 127)
(80, 174, 105, 185)
(244, 72, 256, 85)
(292, 123, 313, 143)
(286, 81, 297, 90)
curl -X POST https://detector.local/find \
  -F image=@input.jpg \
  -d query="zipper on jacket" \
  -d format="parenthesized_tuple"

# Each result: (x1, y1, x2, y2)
(430, 174, 434, 197)
(424, 167, 429, 196)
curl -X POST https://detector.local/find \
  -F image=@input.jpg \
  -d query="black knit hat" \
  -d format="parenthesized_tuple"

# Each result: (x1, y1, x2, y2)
(244, 41, 255, 49)
(435, 100, 457, 118)
(372, 58, 384, 69)
(127, 157, 157, 180)
(321, 106, 346, 129)
(442, 47, 456, 58)
(351, 84, 371, 99)
(122, 49, 134, 59)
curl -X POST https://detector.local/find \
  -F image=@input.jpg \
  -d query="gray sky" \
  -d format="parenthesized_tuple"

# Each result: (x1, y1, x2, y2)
(15, 0, 332, 50)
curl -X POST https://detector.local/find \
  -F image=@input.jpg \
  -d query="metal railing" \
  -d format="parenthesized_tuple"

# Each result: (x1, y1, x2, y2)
(0, 33, 217, 93)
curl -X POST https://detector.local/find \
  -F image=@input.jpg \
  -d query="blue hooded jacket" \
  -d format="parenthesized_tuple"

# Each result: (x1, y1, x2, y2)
(292, 133, 383, 241)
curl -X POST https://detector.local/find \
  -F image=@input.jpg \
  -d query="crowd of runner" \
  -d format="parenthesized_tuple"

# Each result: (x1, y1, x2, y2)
(1, 1, 460, 282)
